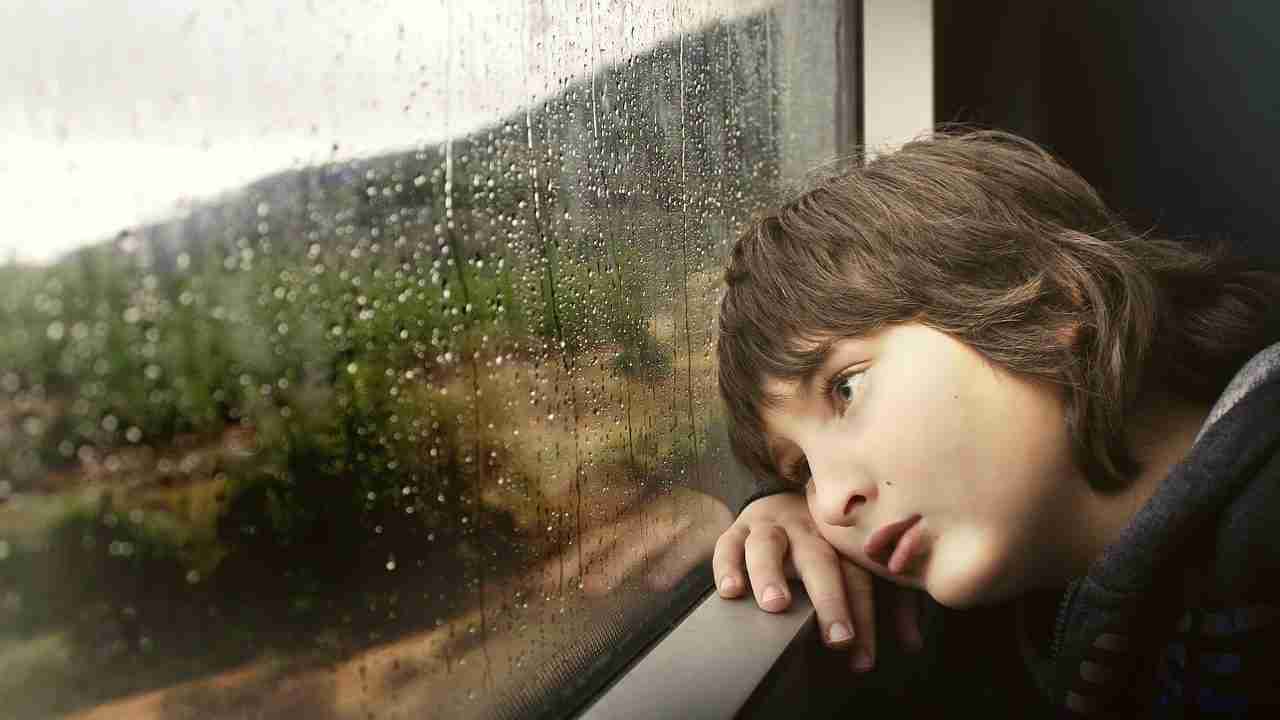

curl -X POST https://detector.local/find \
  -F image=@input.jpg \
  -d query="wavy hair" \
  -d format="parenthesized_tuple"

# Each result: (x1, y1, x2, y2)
(717, 129, 1280, 492)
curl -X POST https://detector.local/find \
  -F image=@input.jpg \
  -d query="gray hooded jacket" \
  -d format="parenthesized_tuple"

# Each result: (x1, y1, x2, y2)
(1016, 340, 1280, 716)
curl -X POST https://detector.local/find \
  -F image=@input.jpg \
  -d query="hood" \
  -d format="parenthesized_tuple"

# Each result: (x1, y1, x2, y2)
(1031, 341, 1280, 715)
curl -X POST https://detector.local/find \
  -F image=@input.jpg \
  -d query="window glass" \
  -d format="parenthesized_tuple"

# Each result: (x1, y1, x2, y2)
(0, 1, 841, 717)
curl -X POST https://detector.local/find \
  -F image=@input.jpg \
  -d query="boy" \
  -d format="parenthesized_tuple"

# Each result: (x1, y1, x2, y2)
(712, 129, 1280, 716)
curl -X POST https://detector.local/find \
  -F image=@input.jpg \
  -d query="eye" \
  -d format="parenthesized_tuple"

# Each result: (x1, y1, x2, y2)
(827, 368, 867, 411)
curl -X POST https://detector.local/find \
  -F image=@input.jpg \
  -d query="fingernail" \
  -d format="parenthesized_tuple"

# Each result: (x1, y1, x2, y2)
(853, 649, 875, 672)
(827, 622, 852, 644)
(719, 576, 740, 594)
(761, 584, 786, 605)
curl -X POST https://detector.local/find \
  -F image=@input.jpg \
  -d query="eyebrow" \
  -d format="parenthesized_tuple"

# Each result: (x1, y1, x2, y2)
(760, 337, 839, 407)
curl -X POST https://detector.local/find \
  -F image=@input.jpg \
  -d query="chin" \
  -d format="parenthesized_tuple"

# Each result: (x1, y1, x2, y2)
(926, 582, 988, 610)
(923, 549, 1020, 610)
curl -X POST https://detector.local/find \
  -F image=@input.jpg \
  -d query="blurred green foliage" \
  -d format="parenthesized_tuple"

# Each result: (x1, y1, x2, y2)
(0, 133, 687, 653)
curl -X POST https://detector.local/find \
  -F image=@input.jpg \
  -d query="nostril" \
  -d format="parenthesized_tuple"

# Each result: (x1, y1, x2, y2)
(844, 494, 866, 516)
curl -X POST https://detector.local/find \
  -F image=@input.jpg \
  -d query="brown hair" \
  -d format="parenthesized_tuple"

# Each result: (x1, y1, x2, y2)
(718, 128, 1280, 492)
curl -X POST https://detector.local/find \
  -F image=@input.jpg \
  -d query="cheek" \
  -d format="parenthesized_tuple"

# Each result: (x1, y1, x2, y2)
(858, 401, 980, 512)
(872, 373, 1068, 523)
(859, 371, 982, 490)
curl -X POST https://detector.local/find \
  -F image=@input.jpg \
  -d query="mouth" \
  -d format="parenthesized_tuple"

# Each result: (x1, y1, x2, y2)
(863, 514, 924, 575)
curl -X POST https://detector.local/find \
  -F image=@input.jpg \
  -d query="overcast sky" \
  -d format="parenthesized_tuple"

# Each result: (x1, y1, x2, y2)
(1, 0, 772, 263)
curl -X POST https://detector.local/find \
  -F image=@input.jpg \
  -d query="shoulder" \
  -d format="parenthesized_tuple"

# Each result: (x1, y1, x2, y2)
(1210, 451, 1280, 605)
(1198, 340, 1280, 603)
(1205, 338, 1280, 603)
(1200, 340, 1280, 436)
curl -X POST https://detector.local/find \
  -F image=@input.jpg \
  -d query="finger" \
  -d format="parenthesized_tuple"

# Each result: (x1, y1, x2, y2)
(893, 587, 925, 653)
(841, 561, 878, 672)
(789, 537, 856, 648)
(712, 524, 750, 598)
(743, 524, 792, 612)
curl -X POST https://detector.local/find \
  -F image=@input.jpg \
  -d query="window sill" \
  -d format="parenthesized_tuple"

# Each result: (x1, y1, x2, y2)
(579, 581, 819, 720)
(579, 577, 948, 719)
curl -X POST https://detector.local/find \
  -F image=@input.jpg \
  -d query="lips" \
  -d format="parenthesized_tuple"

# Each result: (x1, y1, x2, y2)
(863, 514, 923, 573)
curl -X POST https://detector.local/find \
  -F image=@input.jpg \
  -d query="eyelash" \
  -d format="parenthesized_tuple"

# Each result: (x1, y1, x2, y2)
(823, 367, 866, 415)
(783, 367, 866, 486)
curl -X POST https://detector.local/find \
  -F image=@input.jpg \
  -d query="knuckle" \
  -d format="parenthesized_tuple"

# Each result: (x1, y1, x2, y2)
(713, 533, 733, 556)
(796, 514, 819, 534)
(740, 500, 774, 521)
(762, 525, 791, 548)
(749, 524, 787, 546)
(808, 590, 847, 608)
(717, 526, 747, 550)
(804, 541, 838, 563)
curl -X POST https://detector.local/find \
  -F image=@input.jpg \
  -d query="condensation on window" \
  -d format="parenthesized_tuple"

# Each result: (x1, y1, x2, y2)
(0, 1, 839, 718)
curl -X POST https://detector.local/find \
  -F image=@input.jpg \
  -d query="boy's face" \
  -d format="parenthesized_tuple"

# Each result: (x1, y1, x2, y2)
(759, 322, 1085, 608)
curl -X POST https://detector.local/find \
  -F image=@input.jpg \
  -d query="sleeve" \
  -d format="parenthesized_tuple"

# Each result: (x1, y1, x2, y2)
(736, 480, 798, 516)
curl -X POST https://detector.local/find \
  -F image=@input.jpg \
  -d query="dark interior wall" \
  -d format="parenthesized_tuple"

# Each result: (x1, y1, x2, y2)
(935, 0, 1280, 262)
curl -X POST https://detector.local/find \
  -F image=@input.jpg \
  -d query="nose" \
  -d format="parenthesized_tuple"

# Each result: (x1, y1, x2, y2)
(808, 458, 877, 527)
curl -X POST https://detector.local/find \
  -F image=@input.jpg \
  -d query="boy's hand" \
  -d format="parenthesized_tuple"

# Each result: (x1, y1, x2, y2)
(712, 491, 924, 672)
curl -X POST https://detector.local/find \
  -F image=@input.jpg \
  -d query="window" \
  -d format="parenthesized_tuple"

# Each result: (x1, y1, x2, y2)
(0, 2, 845, 717)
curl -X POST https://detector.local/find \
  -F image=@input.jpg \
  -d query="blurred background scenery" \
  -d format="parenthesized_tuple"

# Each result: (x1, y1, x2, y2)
(0, 1, 840, 717)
